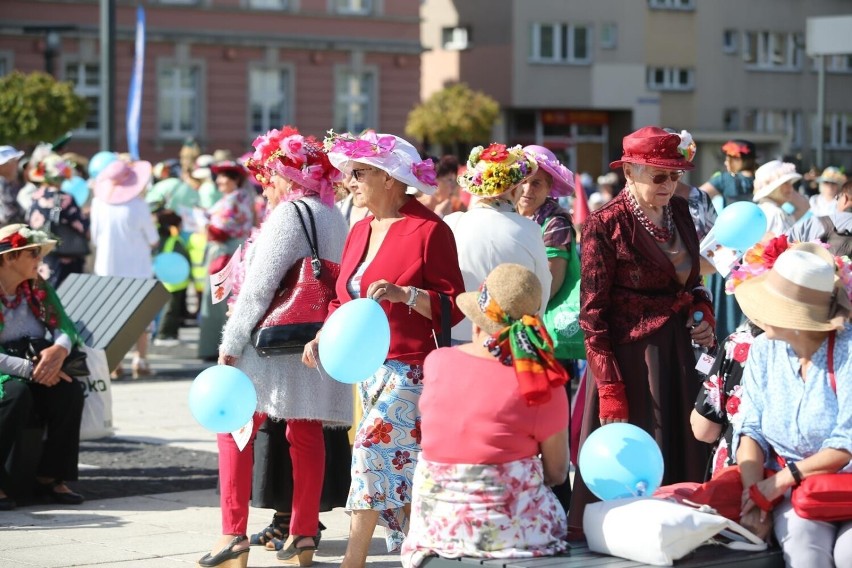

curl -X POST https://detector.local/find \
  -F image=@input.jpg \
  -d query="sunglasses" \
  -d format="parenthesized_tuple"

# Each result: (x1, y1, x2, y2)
(644, 170, 684, 185)
(351, 168, 374, 182)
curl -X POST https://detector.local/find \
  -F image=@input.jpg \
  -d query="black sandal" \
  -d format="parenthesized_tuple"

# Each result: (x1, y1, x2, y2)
(269, 521, 324, 551)
(197, 535, 249, 568)
(249, 512, 290, 547)
(275, 534, 318, 566)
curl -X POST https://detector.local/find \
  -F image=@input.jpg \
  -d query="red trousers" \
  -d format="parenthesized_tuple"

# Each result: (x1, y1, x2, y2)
(217, 412, 325, 536)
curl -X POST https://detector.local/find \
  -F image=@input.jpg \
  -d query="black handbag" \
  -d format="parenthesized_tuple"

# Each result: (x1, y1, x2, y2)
(3, 337, 90, 378)
(251, 201, 340, 356)
(45, 192, 90, 258)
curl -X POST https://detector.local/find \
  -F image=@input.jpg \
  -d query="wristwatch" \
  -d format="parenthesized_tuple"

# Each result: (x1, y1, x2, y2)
(788, 461, 803, 486)
(406, 286, 419, 313)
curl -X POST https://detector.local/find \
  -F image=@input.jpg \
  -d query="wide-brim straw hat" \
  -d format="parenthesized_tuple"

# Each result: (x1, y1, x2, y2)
(93, 159, 152, 205)
(0, 224, 56, 258)
(456, 263, 543, 335)
(752, 160, 802, 202)
(734, 242, 851, 331)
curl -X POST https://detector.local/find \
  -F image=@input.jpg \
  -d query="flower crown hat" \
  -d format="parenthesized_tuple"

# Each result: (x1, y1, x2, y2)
(816, 166, 847, 185)
(247, 125, 341, 206)
(0, 224, 56, 258)
(28, 153, 74, 185)
(324, 130, 437, 195)
(458, 143, 538, 197)
(522, 145, 575, 198)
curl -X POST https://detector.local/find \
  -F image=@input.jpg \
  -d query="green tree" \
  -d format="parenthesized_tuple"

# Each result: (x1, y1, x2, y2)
(0, 71, 88, 146)
(406, 83, 500, 155)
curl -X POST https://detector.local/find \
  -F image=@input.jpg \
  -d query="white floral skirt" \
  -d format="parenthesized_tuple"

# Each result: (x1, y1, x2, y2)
(400, 456, 569, 568)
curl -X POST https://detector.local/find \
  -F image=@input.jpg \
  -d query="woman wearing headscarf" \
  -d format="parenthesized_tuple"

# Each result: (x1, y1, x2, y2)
(732, 242, 851, 566)
(198, 128, 352, 568)
(304, 131, 465, 567)
(568, 127, 715, 537)
(401, 263, 569, 567)
(0, 225, 85, 510)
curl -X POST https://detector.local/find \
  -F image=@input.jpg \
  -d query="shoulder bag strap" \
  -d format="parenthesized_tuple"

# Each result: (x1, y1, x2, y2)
(828, 330, 836, 393)
(439, 293, 452, 347)
(291, 200, 322, 278)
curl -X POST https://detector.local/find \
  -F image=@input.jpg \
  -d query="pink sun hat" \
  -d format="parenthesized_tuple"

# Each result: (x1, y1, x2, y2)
(94, 159, 153, 205)
(522, 145, 576, 197)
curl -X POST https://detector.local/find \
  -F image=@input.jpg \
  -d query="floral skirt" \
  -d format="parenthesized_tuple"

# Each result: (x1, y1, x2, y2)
(347, 360, 424, 552)
(400, 457, 569, 568)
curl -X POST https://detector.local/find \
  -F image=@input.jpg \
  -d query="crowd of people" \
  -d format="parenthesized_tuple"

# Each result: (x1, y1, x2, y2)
(0, 121, 849, 568)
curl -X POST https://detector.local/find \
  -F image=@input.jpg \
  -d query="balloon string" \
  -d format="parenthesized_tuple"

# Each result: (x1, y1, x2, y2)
(310, 343, 326, 381)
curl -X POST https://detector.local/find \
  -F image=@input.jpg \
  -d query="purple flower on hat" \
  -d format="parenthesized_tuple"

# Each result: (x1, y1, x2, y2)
(411, 159, 437, 186)
(330, 130, 397, 159)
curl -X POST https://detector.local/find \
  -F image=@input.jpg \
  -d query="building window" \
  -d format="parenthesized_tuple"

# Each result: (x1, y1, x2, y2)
(442, 26, 470, 51)
(646, 66, 694, 91)
(600, 23, 617, 49)
(648, 0, 695, 10)
(332, 0, 372, 15)
(722, 30, 738, 54)
(248, 0, 289, 8)
(158, 64, 201, 138)
(530, 23, 592, 64)
(64, 61, 100, 135)
(745, 109, 803, 148)
(825, 54, 852, 73)
(249, 67, 291, 137)
(723, 108, 740, 131)
(334, 68, 376, 133)
(158, 0, 198, 4)
(0, 53, 12, 76)
(742, 31, 803, 71)
(824, 112, 852, 150)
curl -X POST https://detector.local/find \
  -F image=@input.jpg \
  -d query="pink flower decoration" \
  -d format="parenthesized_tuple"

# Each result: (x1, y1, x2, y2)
(304, 164, 324, 180)
(331, 130, 396, 159)
(411, 159, 437, 186)
(281, 135, 306, 164)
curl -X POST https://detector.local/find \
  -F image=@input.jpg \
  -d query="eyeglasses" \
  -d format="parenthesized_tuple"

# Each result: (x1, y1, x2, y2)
(351, 168, 374, 182)
(645, 170, 684, 185)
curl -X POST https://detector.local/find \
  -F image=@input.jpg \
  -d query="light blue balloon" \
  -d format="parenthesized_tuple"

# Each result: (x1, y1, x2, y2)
(579, 423, 664, 501)
(153, 252, 191, 285)
(188, 365, 257, 433)
(714, 201, 767, 251)
(88, 151, 118, 179)
(318, 298, 390, 384)
(61, 176, 90, 207)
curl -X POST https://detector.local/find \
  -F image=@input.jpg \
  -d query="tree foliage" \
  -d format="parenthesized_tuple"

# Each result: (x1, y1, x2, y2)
(406, 83, 500, 152)
(0, 71, 88, 146)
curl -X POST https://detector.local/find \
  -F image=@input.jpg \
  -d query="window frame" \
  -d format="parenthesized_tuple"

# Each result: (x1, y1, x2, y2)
(331, 0, 373, 16)
(156, 59, 205, 141)
(745, 108, 804, 148)
(529, 22, 593, 65)
(332, 65, 378, 134)
(823, 112, 852, 150)
(441, 26, 471, 51)
(648, 0, 695, 11)
(599, 23, 617, 50)
(246, 64, 295, 139)
(646, 66, 694, 92)
(0, 51, 13, 76)
(245, 0, 290, 9)
(742, 30, 803, 72)
(62, 58, 101, 138)
(722, 29, 738, 54)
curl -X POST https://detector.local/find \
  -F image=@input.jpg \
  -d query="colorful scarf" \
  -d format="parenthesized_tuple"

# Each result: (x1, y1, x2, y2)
(478, 285, 568, 406)
(0, 278, 81, 397)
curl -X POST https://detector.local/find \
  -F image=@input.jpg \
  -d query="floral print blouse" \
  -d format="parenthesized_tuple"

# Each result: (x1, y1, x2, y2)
(206, 188, 254, 242)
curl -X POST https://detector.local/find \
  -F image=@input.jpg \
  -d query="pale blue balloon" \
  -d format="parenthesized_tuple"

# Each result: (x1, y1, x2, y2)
(88, 151, 118, 178)
(579, 423, 664, 501)
(318, 298, 390, 384)
(153, 252, 191, 285)
(61, 176, 90, 207)
(188, 365, 257, 433)
(714, 201, 767, 251)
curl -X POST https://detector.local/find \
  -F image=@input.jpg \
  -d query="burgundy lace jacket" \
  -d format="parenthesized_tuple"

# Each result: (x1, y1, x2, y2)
(579, 191, 710, 385)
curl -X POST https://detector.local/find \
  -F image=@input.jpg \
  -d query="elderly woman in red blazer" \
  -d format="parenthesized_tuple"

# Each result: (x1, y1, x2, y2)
(304, 131, 464, 568)
(568, 127, 716, 537)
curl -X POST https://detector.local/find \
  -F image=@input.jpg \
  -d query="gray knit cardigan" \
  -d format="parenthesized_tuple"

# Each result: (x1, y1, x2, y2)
(219, 197, 352, 426)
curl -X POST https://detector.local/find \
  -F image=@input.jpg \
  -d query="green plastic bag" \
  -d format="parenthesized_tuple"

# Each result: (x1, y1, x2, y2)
(542, 242, 586, 360)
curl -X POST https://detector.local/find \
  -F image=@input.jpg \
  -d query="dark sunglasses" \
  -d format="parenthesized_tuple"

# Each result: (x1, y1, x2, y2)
(351, 168, 373, 182)
(645, 170, 684, 185)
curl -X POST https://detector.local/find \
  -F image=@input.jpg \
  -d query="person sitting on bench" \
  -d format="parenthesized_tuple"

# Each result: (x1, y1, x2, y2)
(0, 224, 85, 510)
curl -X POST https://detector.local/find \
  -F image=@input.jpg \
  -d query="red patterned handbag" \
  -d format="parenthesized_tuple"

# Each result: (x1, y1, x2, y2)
(251, 201, 339, 356)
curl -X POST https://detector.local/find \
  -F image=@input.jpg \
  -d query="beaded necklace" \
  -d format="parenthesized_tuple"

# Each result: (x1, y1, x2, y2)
(627, 191, 673, 242)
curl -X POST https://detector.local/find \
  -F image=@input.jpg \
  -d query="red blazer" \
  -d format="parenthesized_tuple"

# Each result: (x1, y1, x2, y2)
(328, 198, 465, 365)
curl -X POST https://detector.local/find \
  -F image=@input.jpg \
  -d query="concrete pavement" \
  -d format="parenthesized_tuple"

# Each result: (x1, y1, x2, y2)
(0, 326, 400, 567)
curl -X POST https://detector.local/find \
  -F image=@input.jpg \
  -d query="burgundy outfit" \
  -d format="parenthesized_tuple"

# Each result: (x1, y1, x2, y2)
(568, 191, 711, 534)
(328, 198, 465, 363)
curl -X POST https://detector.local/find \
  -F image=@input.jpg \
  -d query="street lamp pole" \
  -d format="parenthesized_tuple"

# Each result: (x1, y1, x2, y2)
(99, 0, 116, 151)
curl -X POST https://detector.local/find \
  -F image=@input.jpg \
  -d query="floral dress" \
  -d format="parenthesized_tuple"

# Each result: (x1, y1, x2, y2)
(693, 329, 755, 477)
(27, 186, 89, 287)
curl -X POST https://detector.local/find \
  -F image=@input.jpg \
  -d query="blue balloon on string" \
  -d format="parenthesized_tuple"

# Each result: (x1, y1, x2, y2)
(61, 176, 90, 206)
(88, 151, 118, 179)
(153, 252, 191, 285)
(188, 365, 257, 433)
(318, 298, 390, 384)
(713, 201, 767, 251)
(579, 423, 665, 501)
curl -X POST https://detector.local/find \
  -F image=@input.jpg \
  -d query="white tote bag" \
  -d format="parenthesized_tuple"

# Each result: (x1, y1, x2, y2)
(584, 497, 766, 566)
(75, 346, 114, 440)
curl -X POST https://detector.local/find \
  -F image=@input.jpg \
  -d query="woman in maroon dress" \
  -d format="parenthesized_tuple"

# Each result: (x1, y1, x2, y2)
(568, 127, 716, 536)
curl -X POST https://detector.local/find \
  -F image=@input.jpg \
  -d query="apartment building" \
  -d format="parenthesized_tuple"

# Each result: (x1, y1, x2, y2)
(421, 0, 852, 184)
(0, 0, 423, 162)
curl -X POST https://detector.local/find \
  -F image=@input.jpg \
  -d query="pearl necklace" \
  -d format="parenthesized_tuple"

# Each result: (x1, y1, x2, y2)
(627, 191, 673, 243)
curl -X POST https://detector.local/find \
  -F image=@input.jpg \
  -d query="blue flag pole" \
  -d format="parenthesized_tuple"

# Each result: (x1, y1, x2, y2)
(126, 5, 145, 160)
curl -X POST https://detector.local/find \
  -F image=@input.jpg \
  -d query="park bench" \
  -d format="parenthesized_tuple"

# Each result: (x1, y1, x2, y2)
(3, 274, 169, 500)
(420, 542, 784, 568)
